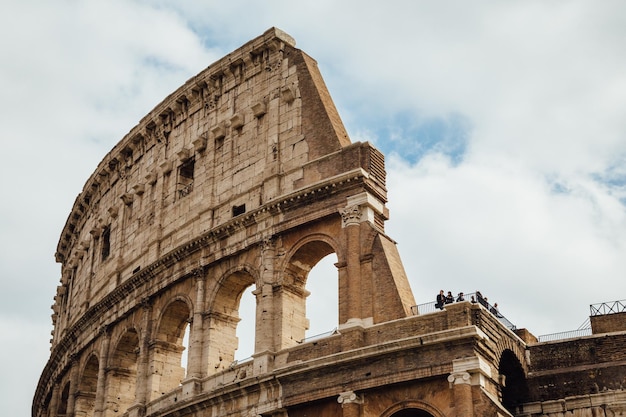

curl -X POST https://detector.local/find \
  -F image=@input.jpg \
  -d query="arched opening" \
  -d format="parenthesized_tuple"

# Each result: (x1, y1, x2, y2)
(75, 354, 98, 417)
(235, 285, 256, 361)
(285, 239, 336, 345)
(107, 329, 139, 414)
(149, 299, 190, 400)
(208, 269, 255, 373)
(181, 324, 190, 369)
(498, 349, 529, 413)
(306, 253, 338, 339)
(57, 381, 70, 415)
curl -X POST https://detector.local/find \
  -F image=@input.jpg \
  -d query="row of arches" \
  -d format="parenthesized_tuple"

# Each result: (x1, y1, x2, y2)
(48, 246, 339, 417)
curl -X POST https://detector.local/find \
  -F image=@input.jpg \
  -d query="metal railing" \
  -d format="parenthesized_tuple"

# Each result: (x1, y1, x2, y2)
(300, 328, 339, 344)
(590, 299, 626, 316)
(177, 181, 194, 198)
(537, 328, 592, 342)
(410, 291, 517, 331)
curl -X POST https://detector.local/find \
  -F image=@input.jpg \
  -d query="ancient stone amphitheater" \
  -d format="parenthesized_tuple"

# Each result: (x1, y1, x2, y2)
(34, 28, 626, 417)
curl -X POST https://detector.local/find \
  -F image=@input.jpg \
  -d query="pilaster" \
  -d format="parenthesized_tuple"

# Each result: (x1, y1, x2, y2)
(93, 327, 111, 417)
(337, 391, 363, 417)
(67, 355, 80, 417)
(448, 371, 473, 417)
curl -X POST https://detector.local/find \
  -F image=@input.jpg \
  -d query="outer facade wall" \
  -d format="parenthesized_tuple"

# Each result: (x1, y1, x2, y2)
(34, 28, 626, 417)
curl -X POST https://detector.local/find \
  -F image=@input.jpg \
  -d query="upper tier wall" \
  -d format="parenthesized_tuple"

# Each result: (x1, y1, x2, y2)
(50, 27, 366, 344)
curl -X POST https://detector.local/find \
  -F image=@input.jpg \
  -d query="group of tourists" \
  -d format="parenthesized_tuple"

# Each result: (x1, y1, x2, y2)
(435, 290, 463, 309)
(434, 289, 502, 317)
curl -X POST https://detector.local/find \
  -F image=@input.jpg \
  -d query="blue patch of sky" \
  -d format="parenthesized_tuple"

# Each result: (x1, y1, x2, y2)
(591, 155, 626, 205)
(362, 110, 471, 166)
(545, 173, 574, 196)
(141, 55, 186, 74)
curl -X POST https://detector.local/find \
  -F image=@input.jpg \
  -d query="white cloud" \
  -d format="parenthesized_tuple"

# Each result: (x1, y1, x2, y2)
(386, 152, 626, 335)
(2, 1, 626, 416)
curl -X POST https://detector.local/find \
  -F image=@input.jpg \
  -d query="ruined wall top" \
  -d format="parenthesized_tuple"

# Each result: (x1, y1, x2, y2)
(50, 27, 386, 341)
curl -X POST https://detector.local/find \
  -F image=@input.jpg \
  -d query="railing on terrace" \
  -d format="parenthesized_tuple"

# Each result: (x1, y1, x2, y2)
(590, 299, 626, 316)
(531, 299, 626, 342)
(537, 328, 592, 342)
(410, 292, 517, 331)
(300, 328, 339, 343)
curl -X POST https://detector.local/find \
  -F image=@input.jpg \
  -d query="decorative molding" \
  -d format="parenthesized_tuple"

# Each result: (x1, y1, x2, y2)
(159, 160, 173, 175)
(211, 124, 225, 140)
(107, 205, 119, 219)
(337, 391, 362, 405)
(447, 371, 471, 388)
(177, 148, 191, 161)
(192, 135, 207, 152)
(251, 101, 266, 118)
(120, 193, 134, 206)
(132, 183, 145, 195)
(340, 205, 362, 227)
(145, 172, 157, 185)
(281, 86, 296, 103)
(230, 113, 244, 130)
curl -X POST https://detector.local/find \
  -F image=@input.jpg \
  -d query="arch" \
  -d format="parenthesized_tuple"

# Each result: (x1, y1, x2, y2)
(381, 400, 445, 417)
(306, 252, 339, 337)
(206, 265, 256, 373)
(57, 381, 70, 415)
(210, 264, 257, 315)
(75, 353, 99, 417)
(107, 328, 139, 415)
(155, 296, 193, 344)
(492, 334, 528, 376)
(498, 349, 529, 413)
(148, 297, 192, 400)
(282, 233, 341, 273)
(281, 234, 339, 343)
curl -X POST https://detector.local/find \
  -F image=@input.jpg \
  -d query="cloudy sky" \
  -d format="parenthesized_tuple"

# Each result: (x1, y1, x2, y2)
(2, 1, 626, 416)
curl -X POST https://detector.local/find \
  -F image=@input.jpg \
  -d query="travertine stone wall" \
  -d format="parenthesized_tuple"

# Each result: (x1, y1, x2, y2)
(51, 27, 354, 340)
(35, 28, 417, 417)
(35, 27, 626, 417)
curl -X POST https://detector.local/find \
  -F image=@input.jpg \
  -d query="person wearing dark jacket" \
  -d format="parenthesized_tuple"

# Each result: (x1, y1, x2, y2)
(435, 290, 446, 310)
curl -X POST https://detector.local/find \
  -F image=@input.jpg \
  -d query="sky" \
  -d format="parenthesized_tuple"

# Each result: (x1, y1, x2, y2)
(2, 1, 626, 416)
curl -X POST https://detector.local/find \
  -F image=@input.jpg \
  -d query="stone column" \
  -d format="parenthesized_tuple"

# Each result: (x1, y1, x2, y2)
(66, 356, 80, 416)
(337, 391, 362, 417)
(256, 237, 277, 353)
(448, 371, 474, 417)
(253, 238, 281, 375)
(49, 383, 60, 417)
(93, 327, 110, 417)
(133, 301, 152, 407)
(340, 205, 362, 325)
(187, 269, 206, 379)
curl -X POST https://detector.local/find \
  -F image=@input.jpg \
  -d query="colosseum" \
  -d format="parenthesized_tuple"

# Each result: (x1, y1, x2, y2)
(34, 28, 626, 417)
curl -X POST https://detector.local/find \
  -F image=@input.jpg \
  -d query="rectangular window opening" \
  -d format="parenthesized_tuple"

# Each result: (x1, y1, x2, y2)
(101, 226, 111, 261)
(232, 204, 246, 217)
(177, 158, 195, 198)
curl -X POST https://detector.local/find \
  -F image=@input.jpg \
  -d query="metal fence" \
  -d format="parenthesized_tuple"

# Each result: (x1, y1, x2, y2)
(410, 291, 517, 331)
(590, 299, 626, 316)
(537, 328, 592, 342)
(300, 328, 339, 343)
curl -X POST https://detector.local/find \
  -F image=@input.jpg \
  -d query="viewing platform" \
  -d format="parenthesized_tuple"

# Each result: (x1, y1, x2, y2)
(411, 291, 517, 331)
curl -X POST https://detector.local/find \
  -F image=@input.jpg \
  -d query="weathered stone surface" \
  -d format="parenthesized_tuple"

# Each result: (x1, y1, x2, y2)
(34, 28, 626, 417)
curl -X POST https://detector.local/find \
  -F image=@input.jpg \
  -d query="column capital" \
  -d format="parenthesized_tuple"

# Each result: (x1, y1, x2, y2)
(448, 371, 471, 387)
(337, 390, 363, 405)
(340, 205, 362, 227)
(340, 191, 387, 228)
(192, 266, 206, 281)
